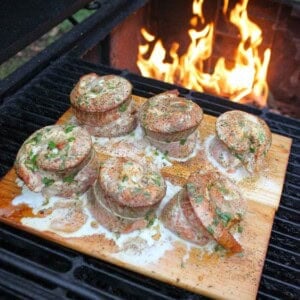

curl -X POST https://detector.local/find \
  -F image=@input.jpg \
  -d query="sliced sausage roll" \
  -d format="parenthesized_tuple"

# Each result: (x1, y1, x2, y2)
(139, 91, 203, 158)
(88, 157, 166, 233)
(161, 170, 246, 253)
(212, 110, 272, 173)
(15, 124, 98, 197)
(70, 73, 137, 137)
(186, 171, 246, 253)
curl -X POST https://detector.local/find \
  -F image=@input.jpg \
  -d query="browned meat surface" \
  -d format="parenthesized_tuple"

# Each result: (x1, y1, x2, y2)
(15, 125, 98, 197)
(216, 110, 272, 173)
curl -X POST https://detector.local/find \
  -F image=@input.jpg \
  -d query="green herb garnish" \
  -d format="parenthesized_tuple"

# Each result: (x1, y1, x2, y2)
(218, 185, 229, 195)
(63, 174, 75, 183)
(68, 137, 75, 142)
(151, 174, 162, 186)
(213, 216, 219, 226)
(119, 103, 127, 112)
(214, 244, 225, 252)
(133, 187, 143, 194)
(25, 151, 38, 172)
(42, 177, 55, 187)
(234, 153, 243, 160)
(143, 191, 151, 198)
(48, 140, 56, 150)
(122, 175, 129, 182)
(162, 151, 169, 160)
(207, 225, 214, 235)
(180, 139, 186, 145)
(45, 152, 59, 159)
(238, 120, 245, 127)
(195, 195, 203, 204)
(237, 225, 243, 233)
(65, 124, 76, 133)
(145, 210, 156, 228)
(216, 208, 232, 226)
(147, 216, 156, 227)
(258, 131, 265, 144)
(186, 183, 196, 193)
(249, 144, 256, 153)
(107, 82, 115, 89)
(27, 132, 43, 145)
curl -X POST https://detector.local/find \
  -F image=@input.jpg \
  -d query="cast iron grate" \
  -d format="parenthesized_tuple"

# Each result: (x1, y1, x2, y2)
(0, 56, 299, 299)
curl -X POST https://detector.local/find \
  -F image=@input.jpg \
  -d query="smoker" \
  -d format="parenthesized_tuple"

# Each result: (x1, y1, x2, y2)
(0, 1, 299, 299)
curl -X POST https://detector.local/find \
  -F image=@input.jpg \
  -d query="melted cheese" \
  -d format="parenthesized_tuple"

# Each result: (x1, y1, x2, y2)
(12, 121, 245, 265)
(13, 178, 219, 265)
(92, 124, 173, 170)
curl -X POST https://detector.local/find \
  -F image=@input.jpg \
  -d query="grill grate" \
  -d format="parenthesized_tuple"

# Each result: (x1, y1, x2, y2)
(0, 56, 299, 299)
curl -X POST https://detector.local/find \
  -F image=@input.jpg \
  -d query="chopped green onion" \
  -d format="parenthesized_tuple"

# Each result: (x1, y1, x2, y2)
(25, 151, 38, 172)
(207, 225, 214, 235)
(65, 124, 76, 133)
(63, 174, 75, 183)
(195, 195, 203, 203)
(119, 103, 127, 112)
(216, 208, 232, 226)
(42, 177, 55, 187)
(237, 225, 243, 233)
(180, 139, 186, 145)
(48, 140, 56, 150)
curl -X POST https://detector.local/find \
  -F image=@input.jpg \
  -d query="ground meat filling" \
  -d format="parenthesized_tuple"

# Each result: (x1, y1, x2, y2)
(186, 171, 246, 253)
(15, 125, 98, 197)
(70, 73, 137, 137)
(88, 157, 166, 233)
(139, 91, 203, 158)
(215, 110, 272, 173)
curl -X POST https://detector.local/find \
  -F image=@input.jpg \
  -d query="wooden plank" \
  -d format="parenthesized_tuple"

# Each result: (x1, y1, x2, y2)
(0, 96, 292, 300)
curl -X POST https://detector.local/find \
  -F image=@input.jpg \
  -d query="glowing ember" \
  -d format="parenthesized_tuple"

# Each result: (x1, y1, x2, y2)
(137, 0, 271, 107)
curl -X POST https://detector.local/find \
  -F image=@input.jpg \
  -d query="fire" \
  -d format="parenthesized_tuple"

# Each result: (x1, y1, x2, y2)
(137, 0, 271, 107)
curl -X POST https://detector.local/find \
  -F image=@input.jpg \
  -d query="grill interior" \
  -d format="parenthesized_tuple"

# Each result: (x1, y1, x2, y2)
(0, 56, 299, 299)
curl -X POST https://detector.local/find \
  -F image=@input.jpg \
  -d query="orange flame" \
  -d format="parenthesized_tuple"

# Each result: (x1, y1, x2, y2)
(137, 0, 271, 106)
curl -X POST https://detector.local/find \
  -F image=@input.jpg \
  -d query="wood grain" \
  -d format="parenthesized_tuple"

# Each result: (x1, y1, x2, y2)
(0, 96, 292, 300)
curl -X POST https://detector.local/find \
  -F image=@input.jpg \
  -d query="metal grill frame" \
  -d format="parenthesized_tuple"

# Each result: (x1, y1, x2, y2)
(0, 0, 299, 297)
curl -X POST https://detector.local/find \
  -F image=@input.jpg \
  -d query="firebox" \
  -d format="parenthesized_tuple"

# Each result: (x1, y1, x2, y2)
(92, 0, 300, 118)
